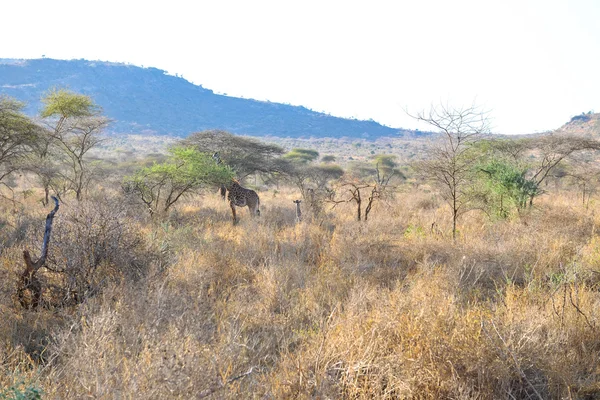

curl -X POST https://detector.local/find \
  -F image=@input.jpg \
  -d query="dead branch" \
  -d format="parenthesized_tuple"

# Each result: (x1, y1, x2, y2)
(17, 196, 59, 309)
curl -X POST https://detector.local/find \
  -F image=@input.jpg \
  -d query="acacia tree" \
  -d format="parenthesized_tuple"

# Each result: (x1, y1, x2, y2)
(350, 155, 403, 186)
(281, 148, 344, 215)
(182, 130, 285, 178)
(182, 130, 286, 199)
(123, 147, 234, 217)
(487, 135, 600, 207)
(283, 148, 320, 164)
(330, 155, 402, 221)
(40, 89, 109, 201)
(413, 104, 490, 241)
(0, 97, 40, 192)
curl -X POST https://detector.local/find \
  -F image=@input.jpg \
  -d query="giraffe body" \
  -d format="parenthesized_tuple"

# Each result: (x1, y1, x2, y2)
(227, 181, 260, 223)
(212, 152, 260, 223)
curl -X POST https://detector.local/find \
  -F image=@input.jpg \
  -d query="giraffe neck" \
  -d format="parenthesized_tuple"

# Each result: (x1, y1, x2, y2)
(226, 181, 240, 191)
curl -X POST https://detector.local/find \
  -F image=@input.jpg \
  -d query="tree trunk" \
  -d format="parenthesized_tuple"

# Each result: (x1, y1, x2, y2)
(452, 212, 457, 242)
(43, 185, 50, 207)
(18, 197, 59, 309)
(452, 189, 457, 241)
(364, 191, 375, 221)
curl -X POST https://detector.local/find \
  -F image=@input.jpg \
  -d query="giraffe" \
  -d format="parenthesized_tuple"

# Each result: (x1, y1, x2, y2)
(213, 152, 261, 224)
(293, 199, 302, 222)
(226, 180, 260, 224)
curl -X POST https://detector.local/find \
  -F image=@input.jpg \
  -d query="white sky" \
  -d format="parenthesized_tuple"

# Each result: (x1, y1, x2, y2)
(2, 0, 599, 134)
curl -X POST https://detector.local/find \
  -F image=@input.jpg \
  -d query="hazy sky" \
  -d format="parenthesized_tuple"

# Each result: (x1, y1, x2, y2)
(2, 0, 599, 134)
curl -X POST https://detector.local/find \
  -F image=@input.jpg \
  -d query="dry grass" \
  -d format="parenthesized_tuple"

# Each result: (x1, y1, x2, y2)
(1, 187, 600, 399)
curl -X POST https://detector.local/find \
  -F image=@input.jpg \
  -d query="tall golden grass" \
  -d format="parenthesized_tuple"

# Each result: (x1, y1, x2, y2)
(1, 188, 600, 398)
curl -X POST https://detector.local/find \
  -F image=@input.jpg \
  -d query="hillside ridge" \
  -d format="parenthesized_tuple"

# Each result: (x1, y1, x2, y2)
(0, 58, 414, 139)
(559, 111, 600, 138)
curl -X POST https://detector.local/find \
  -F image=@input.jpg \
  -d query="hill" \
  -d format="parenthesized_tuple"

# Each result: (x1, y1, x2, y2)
(559, 111, 600, 138)
(0, 58, 412, 139)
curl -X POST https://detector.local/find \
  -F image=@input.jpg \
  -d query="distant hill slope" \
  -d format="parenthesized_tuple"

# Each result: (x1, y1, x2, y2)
(559, 112, 600, 138)
(0, 58, 412, 139)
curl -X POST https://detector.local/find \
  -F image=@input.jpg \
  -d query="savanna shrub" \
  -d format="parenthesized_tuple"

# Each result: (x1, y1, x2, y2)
(39, 197, 153, 304)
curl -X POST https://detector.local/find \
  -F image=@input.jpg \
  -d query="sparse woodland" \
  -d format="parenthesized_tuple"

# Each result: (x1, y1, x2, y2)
(3, 93, 600, 399)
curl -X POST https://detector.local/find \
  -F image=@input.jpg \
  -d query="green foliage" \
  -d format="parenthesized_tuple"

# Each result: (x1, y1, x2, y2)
(477, 158, 539, 217)
(284, 148, 319, 164)
(320, 155, 336, 163)
(145, 147, 233, 186)
(40, 88, 97, 118)
(0, 96, 41, 180)
(0, 97, 39, 143)
(0, 380, 42, 400)
(314, 164, 344, 177)
(373, 154, 397, 169)
(0, 96, 26, 120)
(372, 154, 403, 182)
(124, 147, 234, 215)
(0, 97, 39, 144)
(403, 224, 426, 239)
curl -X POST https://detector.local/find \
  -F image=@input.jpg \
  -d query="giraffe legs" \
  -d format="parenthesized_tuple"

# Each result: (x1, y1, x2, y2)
(230, 201, 238, 224)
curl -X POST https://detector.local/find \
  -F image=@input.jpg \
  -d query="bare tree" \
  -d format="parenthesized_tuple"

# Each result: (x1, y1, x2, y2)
(412, 104, 490, 241)
(53, 116, 109, 200)
(331, 180, 380, 222)
(329, 156, 401, 222)
(563, 162, 600, 208)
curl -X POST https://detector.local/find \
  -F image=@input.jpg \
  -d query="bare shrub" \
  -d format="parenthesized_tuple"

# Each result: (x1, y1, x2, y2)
(38, 197, 152, 305)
